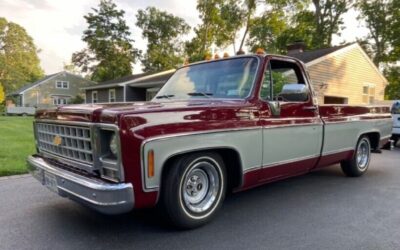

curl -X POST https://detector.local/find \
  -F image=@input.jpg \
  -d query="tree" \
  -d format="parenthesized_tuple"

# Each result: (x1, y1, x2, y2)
(136, 7, 190, 72)
(0, 17, 43, 94)
(389, 0, 400, 61)
(72, 0, 140, 82)
(278, 10, 316, 50)
(215, 0, 245, 52)
(247, 10, 288, 53)
(0, 83, 4, 103)
(63, 62, 81, 75)
(384, 67, 400, 100)
(356, 0, 393, 66)
(311, 0, 352, 48)
(185, 0, 224, 62)
(237, 0, 257, 53)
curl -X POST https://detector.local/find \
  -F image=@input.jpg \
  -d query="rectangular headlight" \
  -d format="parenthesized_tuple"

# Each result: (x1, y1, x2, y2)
(98, 127, 124, 182)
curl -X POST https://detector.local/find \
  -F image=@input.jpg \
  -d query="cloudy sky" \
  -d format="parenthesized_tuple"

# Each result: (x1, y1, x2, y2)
(0, 0, 369, 75)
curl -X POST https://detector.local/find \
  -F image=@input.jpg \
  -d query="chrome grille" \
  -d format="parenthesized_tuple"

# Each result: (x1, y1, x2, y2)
(36, 123, 93, 164)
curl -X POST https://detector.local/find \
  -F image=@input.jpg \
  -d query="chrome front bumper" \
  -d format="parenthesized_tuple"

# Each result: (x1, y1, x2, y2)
(27, 155, 134, 215)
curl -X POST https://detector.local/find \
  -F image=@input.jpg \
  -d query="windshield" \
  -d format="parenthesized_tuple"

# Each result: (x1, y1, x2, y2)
(154, 57, 259, 101)
(392, 101, 400, 114)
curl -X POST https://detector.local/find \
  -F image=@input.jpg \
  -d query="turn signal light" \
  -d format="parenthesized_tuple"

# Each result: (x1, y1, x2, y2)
(148, 150, 155, 178)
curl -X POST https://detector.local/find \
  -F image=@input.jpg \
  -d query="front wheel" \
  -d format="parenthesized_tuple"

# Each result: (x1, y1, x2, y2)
(341, 136, 371, 177)
(162, 152, 226, 229)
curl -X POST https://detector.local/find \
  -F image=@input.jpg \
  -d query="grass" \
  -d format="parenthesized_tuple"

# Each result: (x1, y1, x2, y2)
(0, 116, 35, 176)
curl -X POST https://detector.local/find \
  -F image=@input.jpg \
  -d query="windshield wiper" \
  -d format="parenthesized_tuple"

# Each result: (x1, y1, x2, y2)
(155, 94, 175, 99)
(187, 92, 213, 98)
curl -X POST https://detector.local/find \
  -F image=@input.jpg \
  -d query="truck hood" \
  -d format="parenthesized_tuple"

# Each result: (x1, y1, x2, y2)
(35, 100, 254, 124)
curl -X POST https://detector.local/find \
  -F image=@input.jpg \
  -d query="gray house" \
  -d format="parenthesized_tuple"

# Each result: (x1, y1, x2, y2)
(7, 71, 94, 108)
(83, 70, 175, 103)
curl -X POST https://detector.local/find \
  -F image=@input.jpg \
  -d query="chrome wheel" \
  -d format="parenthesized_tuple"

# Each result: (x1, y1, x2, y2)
(356, 138, 370, 170)
(181, 158, 221, 215)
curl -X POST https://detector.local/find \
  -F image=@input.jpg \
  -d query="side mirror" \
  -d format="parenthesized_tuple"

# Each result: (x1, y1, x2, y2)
(278, 83, 309, 102)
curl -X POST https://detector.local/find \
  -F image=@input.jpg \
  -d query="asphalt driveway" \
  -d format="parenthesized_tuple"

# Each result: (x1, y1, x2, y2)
(1, 148, 400, 250)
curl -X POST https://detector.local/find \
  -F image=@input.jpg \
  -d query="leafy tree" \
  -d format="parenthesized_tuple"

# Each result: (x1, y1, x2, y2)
(72, 0, 140, 82)
(136, 7, 190, 72)
(185, 0, 224, 61)
(247, 10, 288, 53)
(63, 62, 81, 75)
(0, 17, 43, 94)
(215, 0, 245, 52)
(311, 0, 352, 48)
(384, 67, 400, 100)
(389, 0, 400, 61)
(237, 0, 257, 52)
(356, 0, 394, 66)
(0, 83, 4, 103)
(247, 1, 315, 53)
(276, 10, 316, 51)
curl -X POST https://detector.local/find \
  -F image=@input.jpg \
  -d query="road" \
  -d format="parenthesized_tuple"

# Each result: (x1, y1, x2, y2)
(1, 148, 400, 250)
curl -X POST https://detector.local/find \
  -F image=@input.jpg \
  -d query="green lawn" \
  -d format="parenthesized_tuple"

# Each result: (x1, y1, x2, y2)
(0, 116, 35, 176)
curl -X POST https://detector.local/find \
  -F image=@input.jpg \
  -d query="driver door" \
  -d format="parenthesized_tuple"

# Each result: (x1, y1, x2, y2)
(258, 57, 323, 182)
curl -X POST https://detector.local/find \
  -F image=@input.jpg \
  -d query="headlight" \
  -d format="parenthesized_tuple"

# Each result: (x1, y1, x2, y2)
(98, 128, 123, 182)
(109, 133, 118, 156)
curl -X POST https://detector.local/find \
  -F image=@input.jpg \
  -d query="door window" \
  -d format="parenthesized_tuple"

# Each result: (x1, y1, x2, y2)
(261, 59, 308, 102)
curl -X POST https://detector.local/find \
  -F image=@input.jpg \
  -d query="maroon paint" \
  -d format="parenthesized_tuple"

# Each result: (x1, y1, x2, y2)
(238, 157, 319, 192)
(314, 150, 354, 169)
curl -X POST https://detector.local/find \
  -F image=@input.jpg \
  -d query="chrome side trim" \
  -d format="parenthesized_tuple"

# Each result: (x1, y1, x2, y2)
(138, 126, 262, 144)
(27, 155, 133, 215)
(323, 118, 392, 124)
(243, 154, 320, 173)
(321, 147, 354, 156)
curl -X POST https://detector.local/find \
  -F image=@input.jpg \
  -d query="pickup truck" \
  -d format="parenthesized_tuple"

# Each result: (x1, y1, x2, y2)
(28, 54, 392, 229)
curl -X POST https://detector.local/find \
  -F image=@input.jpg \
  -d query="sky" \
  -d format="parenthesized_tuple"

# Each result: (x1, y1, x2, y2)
(0, 0, 369, 75)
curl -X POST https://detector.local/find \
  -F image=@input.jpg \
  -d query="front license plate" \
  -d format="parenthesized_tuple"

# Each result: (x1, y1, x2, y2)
(44, 172, 58, 193)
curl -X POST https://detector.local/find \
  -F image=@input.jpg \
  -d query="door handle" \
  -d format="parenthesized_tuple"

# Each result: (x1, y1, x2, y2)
(303, 106, 318, 111)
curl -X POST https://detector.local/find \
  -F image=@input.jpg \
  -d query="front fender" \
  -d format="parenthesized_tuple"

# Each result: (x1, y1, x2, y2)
(140, 128, 263, 192)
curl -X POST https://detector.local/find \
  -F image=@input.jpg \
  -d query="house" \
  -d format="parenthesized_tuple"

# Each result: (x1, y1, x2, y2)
(7, 71, 94, 108)
(83, 70, 175, 103)
(288, 42, 388, 104)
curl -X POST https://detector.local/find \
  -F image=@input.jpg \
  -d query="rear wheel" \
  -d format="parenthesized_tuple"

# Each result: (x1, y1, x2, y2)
(162, 152, 226, 229)
(341, 136, 371, 177)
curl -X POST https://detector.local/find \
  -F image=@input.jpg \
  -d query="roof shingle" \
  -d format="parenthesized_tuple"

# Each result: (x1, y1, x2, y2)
(8, 73, 59, 96)
(289, 43, 353, 63)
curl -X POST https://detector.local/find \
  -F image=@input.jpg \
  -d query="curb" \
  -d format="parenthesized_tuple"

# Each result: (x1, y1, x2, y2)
(0, 174, 30, 181)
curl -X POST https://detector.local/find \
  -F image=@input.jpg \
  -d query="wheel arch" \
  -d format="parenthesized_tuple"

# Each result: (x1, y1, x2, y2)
(359, 131, 380, 150)
(159, 147, 244, 199)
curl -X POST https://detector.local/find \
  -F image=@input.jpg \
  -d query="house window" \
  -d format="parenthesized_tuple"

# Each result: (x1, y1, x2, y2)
(362, 84, 375, 104)
(109, 89, 116, 102)
(52, 96, 69, 105)
(92, 91, 98, 103)
(56, 81, 69, 89)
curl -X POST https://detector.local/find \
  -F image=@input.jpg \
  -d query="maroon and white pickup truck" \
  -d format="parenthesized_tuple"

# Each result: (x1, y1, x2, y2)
(28, 54, 392, 228)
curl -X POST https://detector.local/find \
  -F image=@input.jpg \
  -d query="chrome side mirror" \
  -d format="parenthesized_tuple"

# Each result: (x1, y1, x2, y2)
(279, 83, 309, 102)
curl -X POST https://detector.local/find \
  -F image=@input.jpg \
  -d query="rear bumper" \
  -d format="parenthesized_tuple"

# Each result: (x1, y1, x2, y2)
(27, 155, 134, 215)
